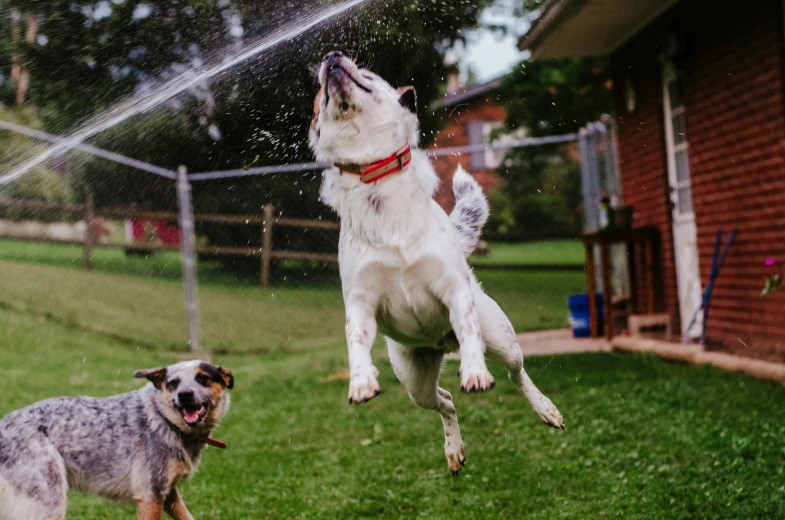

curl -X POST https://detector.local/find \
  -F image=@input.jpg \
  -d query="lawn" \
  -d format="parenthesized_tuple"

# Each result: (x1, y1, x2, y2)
(469, 240, 584, 267)
(0, 239, 587, 351)
(2, 238, 782, 518)
(1, 306, 784, 519)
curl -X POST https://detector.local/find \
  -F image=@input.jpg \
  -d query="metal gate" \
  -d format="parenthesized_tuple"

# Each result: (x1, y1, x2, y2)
(579, 116, 628, 301)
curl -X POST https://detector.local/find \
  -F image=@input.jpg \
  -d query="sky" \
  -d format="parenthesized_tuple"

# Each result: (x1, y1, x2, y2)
(449, 0, 531, 83)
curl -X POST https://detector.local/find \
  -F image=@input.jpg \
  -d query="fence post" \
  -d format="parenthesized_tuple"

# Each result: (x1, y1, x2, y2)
(261, 203, 274, 288)
(83, 192, 94, 271)
(177, 166, 201, 352)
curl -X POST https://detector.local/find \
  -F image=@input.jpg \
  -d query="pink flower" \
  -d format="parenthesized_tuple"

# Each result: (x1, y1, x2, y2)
(765, 257, 777, 267)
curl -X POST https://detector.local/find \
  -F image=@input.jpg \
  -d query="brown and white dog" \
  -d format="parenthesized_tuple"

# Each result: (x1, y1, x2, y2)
(309, 51, 564, 474)
(0, 360, 233, 519)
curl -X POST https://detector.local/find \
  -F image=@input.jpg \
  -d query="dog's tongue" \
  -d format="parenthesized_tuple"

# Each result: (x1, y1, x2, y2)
(183, 406, 202, 423)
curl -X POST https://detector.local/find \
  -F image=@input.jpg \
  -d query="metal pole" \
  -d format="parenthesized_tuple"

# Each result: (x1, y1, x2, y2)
(177, 165, 201, 352)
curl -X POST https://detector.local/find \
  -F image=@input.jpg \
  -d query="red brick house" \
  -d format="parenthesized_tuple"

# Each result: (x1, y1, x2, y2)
(522, 0, 785, 361)
(428, 76, 506, 210)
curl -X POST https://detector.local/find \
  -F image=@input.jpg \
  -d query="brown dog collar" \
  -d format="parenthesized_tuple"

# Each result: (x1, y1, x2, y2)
(336, 146, 412, 184)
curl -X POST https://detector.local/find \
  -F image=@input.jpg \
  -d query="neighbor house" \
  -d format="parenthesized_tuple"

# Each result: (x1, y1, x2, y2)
(521, 0, 785, 361)
(428, 74, 506, 210)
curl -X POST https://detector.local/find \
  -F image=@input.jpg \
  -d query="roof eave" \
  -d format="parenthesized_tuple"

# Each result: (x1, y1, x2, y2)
(518, 0, 588, 54)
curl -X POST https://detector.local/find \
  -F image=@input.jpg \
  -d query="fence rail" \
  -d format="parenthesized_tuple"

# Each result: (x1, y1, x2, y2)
(0, 198, 338, 287)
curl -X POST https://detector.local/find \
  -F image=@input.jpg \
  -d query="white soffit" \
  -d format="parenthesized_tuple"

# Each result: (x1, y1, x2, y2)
(523, 0, 683, 60)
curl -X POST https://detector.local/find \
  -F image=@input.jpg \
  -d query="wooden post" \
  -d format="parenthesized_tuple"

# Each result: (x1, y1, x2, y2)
(644, 240, 655, 314)
(261, 204, 274, 288)
(585, 243, 598, 338)
(83, 192, 94, 271)
(626, 242, 638, 315)
(600, 244, 614, 340)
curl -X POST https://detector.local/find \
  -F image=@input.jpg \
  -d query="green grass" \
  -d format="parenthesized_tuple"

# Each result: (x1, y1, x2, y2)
(1, 307, 783, 519)
(0, 238, 246, 285)
(0, 239, 586, 349)
(0, 238, 782, 518)
(469, 240, 584, 267)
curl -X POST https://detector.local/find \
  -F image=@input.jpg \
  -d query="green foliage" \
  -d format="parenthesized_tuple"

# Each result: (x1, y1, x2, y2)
(485, 188, 515, 236)
(761, 269, 783, 297)
(491, 16, 612, 238)
(1, 0, 491, 274)
(491, 143, 583, 240)
(0, 106, 73, 220)
(500, 57, 611, 137)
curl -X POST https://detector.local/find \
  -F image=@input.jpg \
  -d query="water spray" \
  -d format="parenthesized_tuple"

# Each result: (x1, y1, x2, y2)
(0, 0, 371, 186)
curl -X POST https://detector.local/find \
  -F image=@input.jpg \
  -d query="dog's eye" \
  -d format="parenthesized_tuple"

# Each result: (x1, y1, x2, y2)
(195, 373, 211, 387)
(166, 379, 180, 391)
(361, 74, 373, 81)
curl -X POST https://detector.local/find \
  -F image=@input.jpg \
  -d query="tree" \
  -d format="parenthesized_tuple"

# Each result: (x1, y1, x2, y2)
(489, 2, 612, 239)
(499, 57, 611, 138)
(1, 0, 490, 277)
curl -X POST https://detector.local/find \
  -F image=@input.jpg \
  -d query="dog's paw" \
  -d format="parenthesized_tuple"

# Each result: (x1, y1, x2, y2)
(348, 370, 381, 404)
(459, 366, 495, 393)
(437, 387, 453, 401)
(530, 392, 564, 429)
(445, 442, 466, 476)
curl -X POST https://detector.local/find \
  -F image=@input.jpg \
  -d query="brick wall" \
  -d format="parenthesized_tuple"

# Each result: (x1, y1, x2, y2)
(612, 0, 785, 361)
(685, 0, 785, 361)
(428, 98, 505, 210)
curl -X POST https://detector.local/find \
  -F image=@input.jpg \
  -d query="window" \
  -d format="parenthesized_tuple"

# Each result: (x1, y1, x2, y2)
(468, 121, 526, 170)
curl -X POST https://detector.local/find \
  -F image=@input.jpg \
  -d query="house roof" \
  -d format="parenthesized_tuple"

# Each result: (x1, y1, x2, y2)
(429, 77, 504, 110)
(519, 0, 682, 60)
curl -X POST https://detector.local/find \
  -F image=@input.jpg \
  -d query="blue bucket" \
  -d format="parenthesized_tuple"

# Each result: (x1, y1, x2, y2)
(568, 293, 604, 338)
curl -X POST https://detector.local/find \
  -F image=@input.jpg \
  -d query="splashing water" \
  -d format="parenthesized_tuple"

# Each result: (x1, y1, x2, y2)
(0, 0, 371, 185)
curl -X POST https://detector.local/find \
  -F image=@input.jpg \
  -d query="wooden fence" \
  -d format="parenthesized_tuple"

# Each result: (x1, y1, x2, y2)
(0, 198, 339, 288)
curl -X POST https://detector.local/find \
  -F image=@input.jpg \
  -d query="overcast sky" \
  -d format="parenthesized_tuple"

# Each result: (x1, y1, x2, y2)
(448, 0, 531, 83)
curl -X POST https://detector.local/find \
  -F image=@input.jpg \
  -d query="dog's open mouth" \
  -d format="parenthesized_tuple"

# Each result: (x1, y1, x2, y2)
(177, 403, 208, 426)
(326, 64, 372, 94)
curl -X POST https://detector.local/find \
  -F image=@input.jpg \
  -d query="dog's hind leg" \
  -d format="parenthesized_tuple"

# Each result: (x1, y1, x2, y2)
(475, 291, 564, 429)
(0, 449, 68, 520)
(387, 339, 466, 474)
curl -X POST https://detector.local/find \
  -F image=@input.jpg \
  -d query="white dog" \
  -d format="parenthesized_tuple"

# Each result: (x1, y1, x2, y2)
(309, 51, 563, 474)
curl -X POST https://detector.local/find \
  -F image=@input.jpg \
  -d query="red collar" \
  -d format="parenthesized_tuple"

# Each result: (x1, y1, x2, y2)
(199, 434, 227, 449)
(336, 146, 412, 184)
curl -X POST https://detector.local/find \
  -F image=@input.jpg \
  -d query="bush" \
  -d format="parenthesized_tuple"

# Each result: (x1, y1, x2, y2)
(0, 106, 74, 221)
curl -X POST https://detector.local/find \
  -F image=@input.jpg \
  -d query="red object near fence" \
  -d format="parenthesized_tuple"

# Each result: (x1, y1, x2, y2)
(127, 218, 180, 246)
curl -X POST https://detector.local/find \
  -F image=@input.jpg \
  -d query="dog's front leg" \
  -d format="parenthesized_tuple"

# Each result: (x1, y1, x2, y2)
(432, 272, 494, 392)
(164, 488, 195, 520)
(136, 500, 164, 520)
(345, 296, 380, 404)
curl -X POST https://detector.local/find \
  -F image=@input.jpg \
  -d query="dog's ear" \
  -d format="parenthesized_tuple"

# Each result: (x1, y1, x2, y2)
(134, 367, 167, 389)
(199, 362, 234, 389)
(217, 366, 234, 389)
(398, 86, 417, 113)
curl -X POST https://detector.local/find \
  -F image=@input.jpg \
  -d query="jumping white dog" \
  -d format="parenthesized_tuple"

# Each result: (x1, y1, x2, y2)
(309, 51, 563, 474)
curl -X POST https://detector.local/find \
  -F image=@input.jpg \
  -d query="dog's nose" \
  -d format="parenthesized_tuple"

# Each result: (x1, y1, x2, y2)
(323, 50, 343, 63)
(178, 390, 195, 404)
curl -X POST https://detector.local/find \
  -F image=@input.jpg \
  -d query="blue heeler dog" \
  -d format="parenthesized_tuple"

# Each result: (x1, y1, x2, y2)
(0, 360, 233, 519)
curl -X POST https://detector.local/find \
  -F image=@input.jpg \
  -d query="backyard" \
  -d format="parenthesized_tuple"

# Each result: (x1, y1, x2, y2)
(0, 239, 784, 518)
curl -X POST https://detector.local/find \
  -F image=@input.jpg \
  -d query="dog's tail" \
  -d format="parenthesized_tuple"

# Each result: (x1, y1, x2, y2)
(449, 165, 489, 257)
